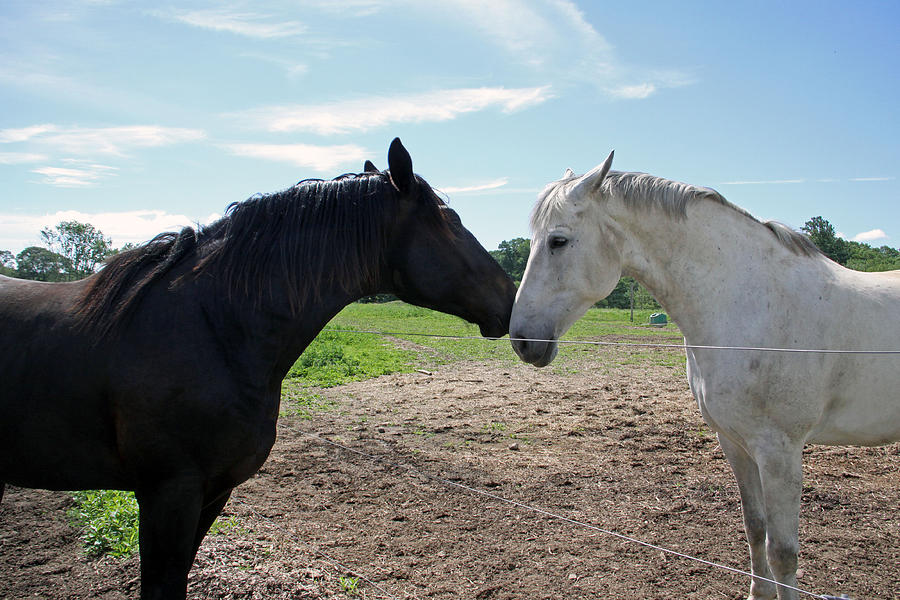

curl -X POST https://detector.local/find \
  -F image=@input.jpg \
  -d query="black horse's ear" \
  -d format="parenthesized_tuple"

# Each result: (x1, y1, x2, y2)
(364, 160, 378, 173)
(387, 137, 414, 195)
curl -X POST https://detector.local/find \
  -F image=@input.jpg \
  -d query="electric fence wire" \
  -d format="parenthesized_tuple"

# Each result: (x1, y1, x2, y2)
(235, 323, 872, 598)
(299, 430, 850, 600)
(327, 328, 900, 355)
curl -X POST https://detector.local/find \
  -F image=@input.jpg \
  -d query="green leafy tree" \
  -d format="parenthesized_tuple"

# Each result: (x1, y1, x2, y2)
(40, 220, 114, 280)
(801, 216, 900, 272)
(490, 237, 531, 282)
(0, 250, 15, 277)
(596, 277, 633, 309)
(595, 276, 660, 310)
(801, 216, 850, 265)
(490, 237, 661, 309)
(845, 242, 900, 272)
(15, 246, 71, 281)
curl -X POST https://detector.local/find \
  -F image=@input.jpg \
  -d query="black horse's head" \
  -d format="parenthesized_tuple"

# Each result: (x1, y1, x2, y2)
(378, 138, 516, 338)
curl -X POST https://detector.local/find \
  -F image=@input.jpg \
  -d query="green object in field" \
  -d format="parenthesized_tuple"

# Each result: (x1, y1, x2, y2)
(649, 313, 668, 327)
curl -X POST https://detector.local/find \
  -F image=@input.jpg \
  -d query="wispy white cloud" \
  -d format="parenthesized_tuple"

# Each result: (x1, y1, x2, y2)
(234, 86, 553, 135)
(0, 124, 58, 143)
(223, 143, 370, 172)
(239, 52, 309, 79)
(299, 0, 390, 16)
(608, 83, 657, 100)
(437, 0, 567, 67)
(439, 178, 510, 194)
(165, 8, 306, 39)
(0, 152, 48, 164)
(853, 229, 888, 242)
(850, 176, 896, 182)
(31, 164, 118, 187)
(1, 124, 205, 156)
(0, 209, 220, 255)
(43, 126, 204, 156)
(2, 124, 206, 187)
(430, 0, 691, 99)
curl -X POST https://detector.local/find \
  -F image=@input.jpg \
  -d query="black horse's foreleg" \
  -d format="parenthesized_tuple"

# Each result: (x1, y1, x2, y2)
(135, 480, 205, 600)
(190, 488, 233, 562)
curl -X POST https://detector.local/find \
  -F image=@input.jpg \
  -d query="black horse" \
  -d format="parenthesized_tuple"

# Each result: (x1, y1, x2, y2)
(0, 138, 516, 599)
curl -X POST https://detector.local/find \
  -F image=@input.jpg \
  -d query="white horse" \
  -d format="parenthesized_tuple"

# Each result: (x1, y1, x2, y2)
(510, 151, 900, 600)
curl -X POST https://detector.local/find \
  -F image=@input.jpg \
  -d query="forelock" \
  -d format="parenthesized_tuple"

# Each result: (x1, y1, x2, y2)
(529, 175, 579, 233)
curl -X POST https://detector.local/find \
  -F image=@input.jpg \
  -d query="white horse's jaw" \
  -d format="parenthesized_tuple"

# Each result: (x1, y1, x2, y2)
(509, 289, 561, 366)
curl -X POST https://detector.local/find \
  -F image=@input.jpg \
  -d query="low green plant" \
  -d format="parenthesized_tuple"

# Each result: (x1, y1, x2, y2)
(280, 387, 335, 418)
(208, 514, 242, 536)
(68, 490, 242, 559)
(338, 575, 360, 595)
(68, 489, 140, 558)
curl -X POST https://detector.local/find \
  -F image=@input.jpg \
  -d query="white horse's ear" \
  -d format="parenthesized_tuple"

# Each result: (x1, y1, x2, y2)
(564, 168, 575, 178)
(571, 150, 614, 197)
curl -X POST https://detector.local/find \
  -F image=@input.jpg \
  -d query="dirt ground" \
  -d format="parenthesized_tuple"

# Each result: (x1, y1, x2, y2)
(2, 343, 898, 600)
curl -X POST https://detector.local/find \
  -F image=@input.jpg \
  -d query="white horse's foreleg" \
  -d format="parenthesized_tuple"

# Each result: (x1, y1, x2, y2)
(755, 444, 804, 600)
(718, 435, 778, 600)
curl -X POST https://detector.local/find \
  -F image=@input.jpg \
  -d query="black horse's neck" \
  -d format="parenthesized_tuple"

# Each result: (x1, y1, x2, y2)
(76, 173, 396, 340)
(196, 174, 394, 313)
(197, 276, 363, 391)
(179, 173, 400, 385)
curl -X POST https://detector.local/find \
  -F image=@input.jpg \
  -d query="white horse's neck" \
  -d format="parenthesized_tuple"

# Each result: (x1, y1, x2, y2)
(604, 185, 825, 345)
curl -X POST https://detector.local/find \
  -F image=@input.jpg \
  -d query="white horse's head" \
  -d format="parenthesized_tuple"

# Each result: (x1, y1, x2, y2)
(511, 150, 620, 366)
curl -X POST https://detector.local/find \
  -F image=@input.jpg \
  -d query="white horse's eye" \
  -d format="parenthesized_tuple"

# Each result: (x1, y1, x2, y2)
(549, 235, 568, 250)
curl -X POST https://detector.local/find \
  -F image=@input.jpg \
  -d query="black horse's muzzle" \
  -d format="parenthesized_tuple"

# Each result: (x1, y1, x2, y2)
(478, 313, 509, 339)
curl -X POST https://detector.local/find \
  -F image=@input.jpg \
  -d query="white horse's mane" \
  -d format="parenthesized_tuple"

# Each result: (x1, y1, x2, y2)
(532, 170, 821, 258)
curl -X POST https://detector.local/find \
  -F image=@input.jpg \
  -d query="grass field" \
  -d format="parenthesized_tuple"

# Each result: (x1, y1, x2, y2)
(308, 301, 681, 368)
(70, 302, 682, 557)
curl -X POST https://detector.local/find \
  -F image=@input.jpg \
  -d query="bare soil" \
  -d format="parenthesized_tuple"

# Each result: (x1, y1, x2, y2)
(2, 344, 898, 599)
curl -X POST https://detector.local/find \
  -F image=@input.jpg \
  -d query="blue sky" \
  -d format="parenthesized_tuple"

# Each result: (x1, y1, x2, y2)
(2, 1, 898, 256)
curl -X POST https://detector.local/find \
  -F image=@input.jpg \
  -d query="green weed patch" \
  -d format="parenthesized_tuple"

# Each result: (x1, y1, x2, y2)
(68, 490, 140, 558)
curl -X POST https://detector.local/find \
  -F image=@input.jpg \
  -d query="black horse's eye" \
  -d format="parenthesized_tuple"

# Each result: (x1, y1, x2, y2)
(549, 236, 568, 250)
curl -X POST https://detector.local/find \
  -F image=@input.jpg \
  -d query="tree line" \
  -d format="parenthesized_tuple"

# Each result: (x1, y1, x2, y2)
(0, 221, 119, 281)
(490, 216, 900, 310)
(3, 216, 898, 290)
(488, 236, 661, 310)
(800, 216, 900, 271)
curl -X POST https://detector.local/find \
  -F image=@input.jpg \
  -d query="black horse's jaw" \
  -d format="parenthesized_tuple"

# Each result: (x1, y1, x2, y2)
(478, 314, 508, 339)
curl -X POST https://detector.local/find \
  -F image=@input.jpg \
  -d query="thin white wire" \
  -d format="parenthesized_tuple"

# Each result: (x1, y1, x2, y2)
(302, 431, 845, 600)
(327, 328, 900, 355)
(306, 323, 869, 598)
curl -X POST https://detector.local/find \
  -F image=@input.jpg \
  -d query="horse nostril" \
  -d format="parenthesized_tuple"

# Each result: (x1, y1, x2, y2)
(511, 331, 530, 354)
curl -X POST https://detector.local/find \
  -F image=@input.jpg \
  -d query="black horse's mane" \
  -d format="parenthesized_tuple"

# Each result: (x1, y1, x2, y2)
(76, 171, 449, 337)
